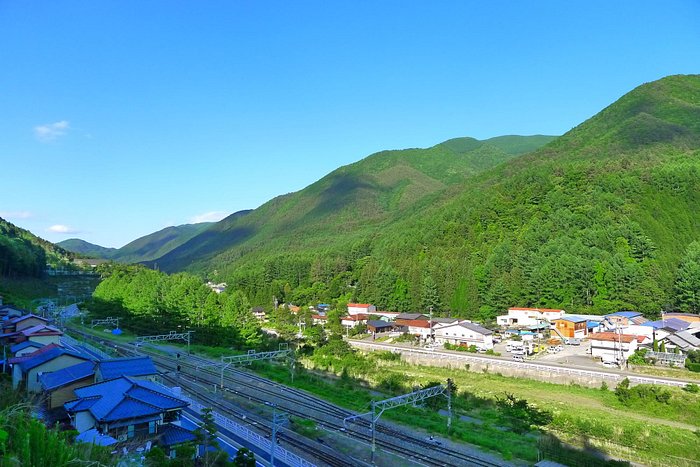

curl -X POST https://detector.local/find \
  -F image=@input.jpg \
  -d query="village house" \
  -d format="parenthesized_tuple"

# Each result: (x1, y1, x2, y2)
(433, 322, 494, 350)
(9, 340, 45, 357)
(588, 332, 643, 362)
(497, 307, 565, 327)
(64, 376, 191, 444)
(341, 313, 368, 328)
(251, 306, 267, 322)
(367, 320, 394, 335)
(604, 311, 646, 328)
(395, 319, 432, 339)
(40, 360, 97, 410)
(11, 344, 92, 392)
(311, 314, 328, 326)
(347, 303, 377, 315)
(552, 316, 588, 339)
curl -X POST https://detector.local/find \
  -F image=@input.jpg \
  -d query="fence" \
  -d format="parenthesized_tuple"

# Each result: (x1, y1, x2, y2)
(61, 334, 112, 359)
(167, 388, 316, 467)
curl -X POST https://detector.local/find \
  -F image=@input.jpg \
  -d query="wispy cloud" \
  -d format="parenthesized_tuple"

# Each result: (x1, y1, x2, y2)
(0, 211, 32, 220)
(34, 120, 70, 142)
(189, 211, 228, 223)
(47, 224, 80, 234)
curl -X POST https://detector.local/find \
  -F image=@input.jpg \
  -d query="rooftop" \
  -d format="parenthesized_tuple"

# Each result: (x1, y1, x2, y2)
(589, 332, 639, 344)
(65, 376, 188, 422)
(556, 316, 588, 324)
(16, 346, 90, 372)
(367, 320, 394, 328)
(40, 361, 96, 391)
(97, 356, 157, 380)
(606, 311, 642, 319)
(9, 340, 44, 354)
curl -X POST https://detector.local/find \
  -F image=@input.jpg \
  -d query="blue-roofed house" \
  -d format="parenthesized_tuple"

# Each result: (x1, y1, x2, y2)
(11, 345, 91, 392)
(642, 318, 690, 333)
(40, 361, 97, 409)
(605, 311, 645, 328)
(96, 356, 158, 382)
(10, 340, 44, 357)
(64, 376, 190, 444)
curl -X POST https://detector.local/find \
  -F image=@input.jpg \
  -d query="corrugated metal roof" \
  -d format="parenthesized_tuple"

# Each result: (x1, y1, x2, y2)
(40, 361, 96, 390)
(367, 320, 393, 328)
(557, 316, 587, 323)
(17, 346, 89, 371)
(9, 341, 44, 354)
(160, 423, 196, 446)
(67, 376, 188, 422)
(606, 311, 642, 318)
(97, 356, 157, 380)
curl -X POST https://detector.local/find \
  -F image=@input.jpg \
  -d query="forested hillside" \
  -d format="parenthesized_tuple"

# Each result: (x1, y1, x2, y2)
(150, 135, 555, 273)
(0, 217, 75, 277)
(150, 75, 700, 319)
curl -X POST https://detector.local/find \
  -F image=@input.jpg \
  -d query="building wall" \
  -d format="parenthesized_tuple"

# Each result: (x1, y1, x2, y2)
(26, 356, 88, 393)
(74, 411, 96, 433)
(590, 340, 638, 361)
(348, 305, 376, 315)
(15, 318, 48, 332)
(28, 335, 61, 346)
(14, 346, 42, 357)
(47, 376, 96, 409)
(434, 327, 494, 349)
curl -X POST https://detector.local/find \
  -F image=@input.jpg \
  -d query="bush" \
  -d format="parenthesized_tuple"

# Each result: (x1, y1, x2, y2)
(683, 383, 699, 393)
(686, 362, 700, 373)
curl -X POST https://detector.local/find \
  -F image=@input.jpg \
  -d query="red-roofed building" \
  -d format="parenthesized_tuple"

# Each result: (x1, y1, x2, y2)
(395, 319, 432, 339)
(341, 314, 368, 328)
(589, 332, 640, 362)
(311, 314, 327, 326)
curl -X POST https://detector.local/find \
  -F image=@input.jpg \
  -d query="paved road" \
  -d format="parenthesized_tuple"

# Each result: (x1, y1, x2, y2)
(349, 340, 697, 387)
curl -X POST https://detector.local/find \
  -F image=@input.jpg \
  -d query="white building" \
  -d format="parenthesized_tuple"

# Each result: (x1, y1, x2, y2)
(434, 322, 494, 350)
(497, 307, 565, 327)
(589, 332, 642, 362)
(347, 303, 376, 315)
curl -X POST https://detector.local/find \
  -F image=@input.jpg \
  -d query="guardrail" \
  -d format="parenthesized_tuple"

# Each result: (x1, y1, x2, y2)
(349, 341, 692, 388)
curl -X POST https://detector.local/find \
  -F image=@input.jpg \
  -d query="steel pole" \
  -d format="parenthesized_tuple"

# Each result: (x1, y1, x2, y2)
(370, 401, 377, 464)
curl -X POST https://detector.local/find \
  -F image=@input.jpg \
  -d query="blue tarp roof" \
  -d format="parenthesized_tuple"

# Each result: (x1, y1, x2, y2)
(66, 376, 188, 422)
(40, 361, 96, 390)
(587, 321, 601, 328)
(97, 356, 157, 380)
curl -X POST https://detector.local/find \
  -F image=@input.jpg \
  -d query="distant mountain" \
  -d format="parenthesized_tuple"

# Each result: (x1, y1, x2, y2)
(148, 135, 556, 273)
(58, 239, 118, 259)
(0, 217, 75, 277)
(59, 222, 220, 264)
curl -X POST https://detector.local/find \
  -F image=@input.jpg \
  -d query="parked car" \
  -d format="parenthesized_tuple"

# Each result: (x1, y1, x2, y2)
(512, 354, 525, 362)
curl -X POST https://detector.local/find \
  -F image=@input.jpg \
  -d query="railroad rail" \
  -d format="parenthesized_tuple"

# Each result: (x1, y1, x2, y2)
(67, 327, 504, 466)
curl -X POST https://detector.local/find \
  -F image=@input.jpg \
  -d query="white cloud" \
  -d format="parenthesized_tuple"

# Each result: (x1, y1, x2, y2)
(189, 211, 228, 223)
(34, 120, 70, 142)
(0, 211, 32, 219)
(47, 224, 80, 234)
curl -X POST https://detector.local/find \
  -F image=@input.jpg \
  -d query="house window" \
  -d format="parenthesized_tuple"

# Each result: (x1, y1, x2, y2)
(127, 425, 134, 439)
(149, 421, 156, 434)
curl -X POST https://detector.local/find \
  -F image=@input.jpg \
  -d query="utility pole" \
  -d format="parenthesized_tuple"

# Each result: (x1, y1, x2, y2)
(428, 305, 434, 345)
(370, 400, 377, 465)
(271, 407, 288, 466)
(446, 378, 453, 434)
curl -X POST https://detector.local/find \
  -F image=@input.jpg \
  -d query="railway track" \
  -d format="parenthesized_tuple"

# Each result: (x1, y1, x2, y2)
(68, 328, 506, 466)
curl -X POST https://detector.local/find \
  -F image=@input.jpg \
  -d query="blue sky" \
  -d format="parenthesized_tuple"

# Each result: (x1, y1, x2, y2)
(1, 1, 698, 248)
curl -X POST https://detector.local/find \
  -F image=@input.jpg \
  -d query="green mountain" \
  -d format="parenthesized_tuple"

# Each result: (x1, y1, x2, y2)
(151, 74, 700, 318)
(59, 222, 218, 264)
(57, 238, 118, 259)
(149, 135, 555, 273)
(0, 217, 75, 277)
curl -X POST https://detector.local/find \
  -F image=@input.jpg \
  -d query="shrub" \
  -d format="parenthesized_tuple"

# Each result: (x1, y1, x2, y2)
(683, 383, 700, 393)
